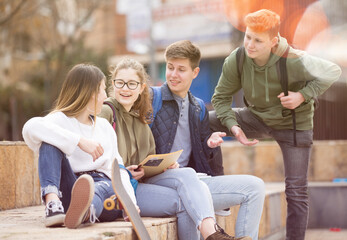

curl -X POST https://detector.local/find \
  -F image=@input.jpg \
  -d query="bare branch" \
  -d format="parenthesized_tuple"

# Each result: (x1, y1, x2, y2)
(0, 0, 27, 26)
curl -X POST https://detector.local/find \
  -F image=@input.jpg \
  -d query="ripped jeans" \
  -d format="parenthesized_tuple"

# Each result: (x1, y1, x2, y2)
(38, 142, 122, 222)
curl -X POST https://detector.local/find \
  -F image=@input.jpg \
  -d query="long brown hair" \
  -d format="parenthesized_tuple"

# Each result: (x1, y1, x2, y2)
(110, 58, 152, 124)
(52, 63, 105, 118)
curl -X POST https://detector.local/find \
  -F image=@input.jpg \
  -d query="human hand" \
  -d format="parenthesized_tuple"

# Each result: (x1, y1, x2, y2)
(165, 162, 180, 171)
(231, 125, 258, 146)
(207, 132, 226, 148)
(277, 91, 305, 109)
(78, 137, 104, 161)
(126, 165, 145, 180)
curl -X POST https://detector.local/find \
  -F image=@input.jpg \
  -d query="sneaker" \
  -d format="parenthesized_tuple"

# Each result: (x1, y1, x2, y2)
(82, 204, 97, 224)
(45, 200, 65, 227)
(206, 224, 252, 240)
(215, 208, 231, 216)
(64, 174, 95, 229)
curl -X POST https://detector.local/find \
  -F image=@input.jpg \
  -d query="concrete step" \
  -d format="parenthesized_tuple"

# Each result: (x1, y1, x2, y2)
(1, 141, 347, 239)
(217, 183, 287, 239)
(0, 205, 177, 240)
(262, 229, 347, 240)
(221, 140, 347, 182)
(1, 183, 346, 239)
(0, 183, 286, 240)
(305, 229, 347, 240)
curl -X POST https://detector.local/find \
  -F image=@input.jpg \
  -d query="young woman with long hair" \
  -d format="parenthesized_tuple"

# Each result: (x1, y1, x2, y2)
(22, 63, 137, 228)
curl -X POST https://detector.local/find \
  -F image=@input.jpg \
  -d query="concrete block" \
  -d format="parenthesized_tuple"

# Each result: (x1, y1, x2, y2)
(215, 205, 239, 236)
(310, 141, 347, 181)
(254, 144, 284, 182)
(0, 141, 40, 210)
(222, 140, 347, 182)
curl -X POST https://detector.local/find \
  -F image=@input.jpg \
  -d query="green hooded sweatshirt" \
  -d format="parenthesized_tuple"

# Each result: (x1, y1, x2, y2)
(212, 36, 342, 131)
(98, 98, 155, 166)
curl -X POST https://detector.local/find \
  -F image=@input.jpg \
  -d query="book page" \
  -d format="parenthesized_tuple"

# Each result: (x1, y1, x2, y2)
(138, 150, 183, 178)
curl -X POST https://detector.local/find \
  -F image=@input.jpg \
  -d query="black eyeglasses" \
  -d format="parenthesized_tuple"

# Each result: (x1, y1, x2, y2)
(113, 79, 140, 90)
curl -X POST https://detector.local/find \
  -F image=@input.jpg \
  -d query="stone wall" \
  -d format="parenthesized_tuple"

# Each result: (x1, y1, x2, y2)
(0, 141, 40, 210)
(1, 140, 347, 210)
(222, 140, 347, 182)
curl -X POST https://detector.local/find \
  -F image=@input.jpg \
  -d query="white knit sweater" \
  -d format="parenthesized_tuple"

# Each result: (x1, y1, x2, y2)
(22, 111, 137, 205)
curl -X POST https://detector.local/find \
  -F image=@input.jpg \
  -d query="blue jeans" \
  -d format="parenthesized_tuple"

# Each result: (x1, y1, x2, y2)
(201, 175, 265, 240)
(39, 143, 122, 222)
(210, 108, 312, 240)
(39, 143, 209, 239)
(142, 167, 215, 240)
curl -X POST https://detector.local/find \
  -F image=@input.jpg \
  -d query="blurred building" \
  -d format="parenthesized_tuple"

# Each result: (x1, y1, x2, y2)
(109, 0, 347, 140)
(1, 0, 346, 140)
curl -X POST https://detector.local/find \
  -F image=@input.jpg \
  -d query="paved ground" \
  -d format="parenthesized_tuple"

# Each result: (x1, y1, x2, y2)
(0, 205, 176, 240)
(305, 229, 347, 240)
(1, 205, 346, 240)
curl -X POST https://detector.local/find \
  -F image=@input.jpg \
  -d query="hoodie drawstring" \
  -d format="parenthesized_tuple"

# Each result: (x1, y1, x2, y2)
(251, 65, 255, 98)
(265, 67, 269, 102)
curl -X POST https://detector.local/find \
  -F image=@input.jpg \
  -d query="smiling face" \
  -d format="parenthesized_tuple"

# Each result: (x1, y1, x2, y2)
(166, 58, 199, 98)
(244, 27, 278, 66)
(113, 68, 145, 111)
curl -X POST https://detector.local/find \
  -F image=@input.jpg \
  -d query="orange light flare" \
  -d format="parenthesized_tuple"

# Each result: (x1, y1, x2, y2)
(292, 1, 331, 50)
(221, 0, 284, 32)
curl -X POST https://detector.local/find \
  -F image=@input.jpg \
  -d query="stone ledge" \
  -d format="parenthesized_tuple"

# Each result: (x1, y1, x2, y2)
(0, 142, 40, 210)
(0, 205, 178, 239)
(221, 140, 347, 182)
(217, 183, 286, 239)
(2, 140, 347, 210)
(1, 141, 346, 239)
(0, 184, 286, 240)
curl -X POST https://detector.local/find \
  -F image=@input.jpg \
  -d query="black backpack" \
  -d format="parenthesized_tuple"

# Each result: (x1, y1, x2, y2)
(236, 46, 299, 146)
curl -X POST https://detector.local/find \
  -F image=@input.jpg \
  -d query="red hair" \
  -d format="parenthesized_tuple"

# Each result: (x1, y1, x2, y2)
(244, 9, 280, 38)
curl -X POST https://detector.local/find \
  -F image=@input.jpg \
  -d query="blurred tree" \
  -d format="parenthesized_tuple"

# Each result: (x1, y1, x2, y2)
(0, 0, 27, 26)
(0, 0, 113, 140)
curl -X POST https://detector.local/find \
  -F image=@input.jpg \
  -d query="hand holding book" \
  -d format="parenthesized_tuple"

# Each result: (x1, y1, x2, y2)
(137, 150, 183, 178)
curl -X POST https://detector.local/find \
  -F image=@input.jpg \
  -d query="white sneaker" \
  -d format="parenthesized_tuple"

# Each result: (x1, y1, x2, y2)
(215, 208, 231, 216)
(45, 200, 65, 227)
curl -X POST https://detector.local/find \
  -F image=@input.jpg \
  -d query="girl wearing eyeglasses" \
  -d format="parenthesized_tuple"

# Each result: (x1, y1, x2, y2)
(99, 58, 232, 240)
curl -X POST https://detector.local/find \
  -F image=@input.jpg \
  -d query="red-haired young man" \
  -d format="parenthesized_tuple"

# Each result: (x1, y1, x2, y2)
(211, 9, 342, 240)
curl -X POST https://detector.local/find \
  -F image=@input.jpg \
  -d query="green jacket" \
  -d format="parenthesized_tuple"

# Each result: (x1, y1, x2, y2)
(212, 37, 342, 131)
(99, 98, 155, 166)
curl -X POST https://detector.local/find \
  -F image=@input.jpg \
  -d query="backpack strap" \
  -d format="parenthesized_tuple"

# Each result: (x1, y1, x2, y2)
(276, 46, 297, 146)
(236, 46, 250, 107)
(149, 86, 162, 128)
(149, 86, 206, 127)
(103, 101, 116, 130)
(195, 97, 206, 122)
(237, 45, 297, 146)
